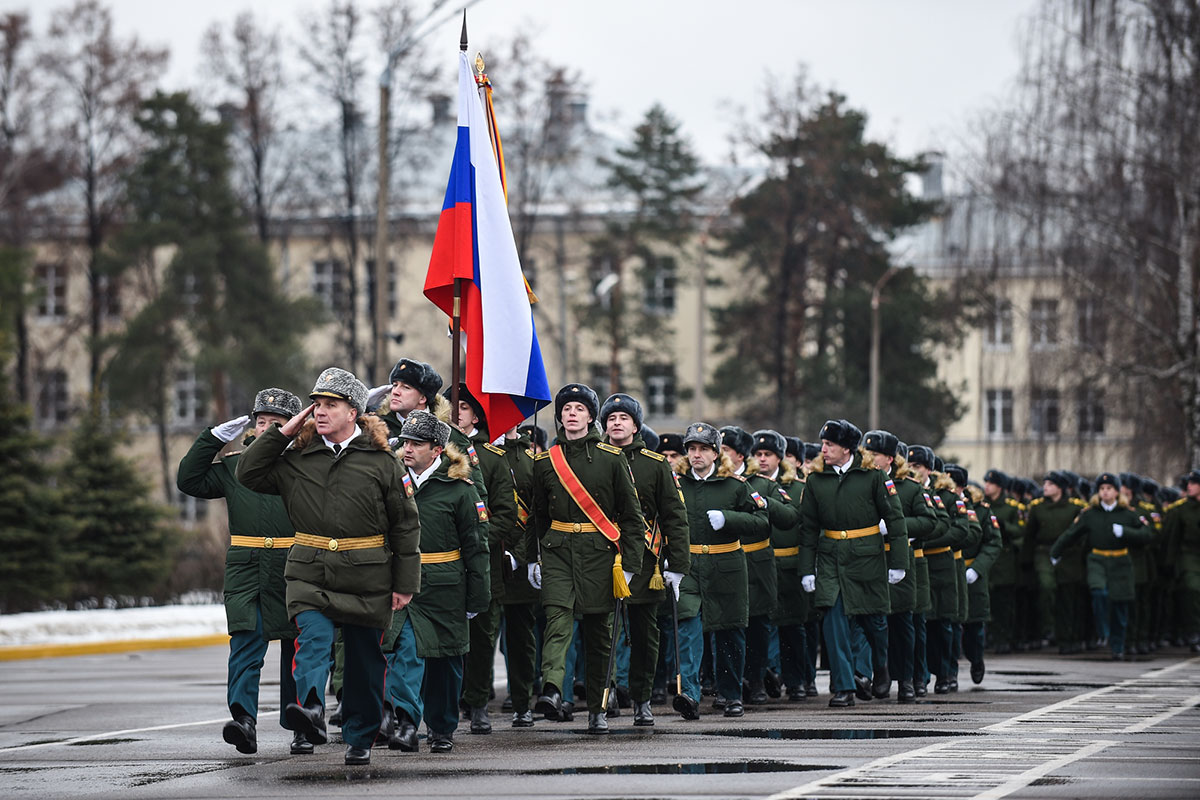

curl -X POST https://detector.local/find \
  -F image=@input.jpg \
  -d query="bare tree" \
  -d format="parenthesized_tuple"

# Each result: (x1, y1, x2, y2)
(40, 0, 166, 391)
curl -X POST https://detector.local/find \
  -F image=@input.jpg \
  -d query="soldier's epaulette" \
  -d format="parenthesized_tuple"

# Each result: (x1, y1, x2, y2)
(1005, 497, 1020, 507)
(1071, 497, 1088, 507)
(1166, 497, 1187, 511)
(533, 451, 551, 461)
(597, 442, 622, 455)
(733, 474, 748, 482)
(223, 450, 242, 457)
(1029, 497, 1044, 507)
(524, 448, 536, 460)
(482, 442, 505, 456)
(640, 448, 665, 461)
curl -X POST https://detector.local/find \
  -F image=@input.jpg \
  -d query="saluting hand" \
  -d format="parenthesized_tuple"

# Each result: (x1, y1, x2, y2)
(280, 403, 315, 438)
(212, 415, 251, 443)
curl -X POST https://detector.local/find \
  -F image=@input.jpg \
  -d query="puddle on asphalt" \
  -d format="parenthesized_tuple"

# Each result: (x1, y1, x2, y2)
(991, 670, 1058, 676)
(528, 761, 839, 775)
(697, 728, 977, 740)
(68, 738, 140, 746)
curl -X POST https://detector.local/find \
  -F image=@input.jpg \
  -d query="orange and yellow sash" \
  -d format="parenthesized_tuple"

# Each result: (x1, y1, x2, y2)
(548, 444, 631, 598)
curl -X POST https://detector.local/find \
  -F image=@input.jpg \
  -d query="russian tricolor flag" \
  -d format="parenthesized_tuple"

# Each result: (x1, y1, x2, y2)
(424, 51, 551, 435)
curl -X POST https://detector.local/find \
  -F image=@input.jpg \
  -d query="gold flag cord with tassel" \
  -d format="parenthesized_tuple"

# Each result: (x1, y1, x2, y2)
(612, 553, 632, 599)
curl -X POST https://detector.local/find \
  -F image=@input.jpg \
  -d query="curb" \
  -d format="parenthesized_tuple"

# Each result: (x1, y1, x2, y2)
(0, 634, 230, 662)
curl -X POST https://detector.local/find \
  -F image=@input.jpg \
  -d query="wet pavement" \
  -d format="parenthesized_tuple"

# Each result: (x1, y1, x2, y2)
(0, 644, 1197, 799)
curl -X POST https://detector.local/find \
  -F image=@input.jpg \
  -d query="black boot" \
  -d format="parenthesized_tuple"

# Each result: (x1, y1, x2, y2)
(970, 660, 986, 685)
(534, 684, 562, 721)
(512, 709, 534, 728)
(222, 714, 257, 754)
(897, 681, 916, 704)
(747, 682, 769, 705)
(344, 745, 371, 765)
(763, 668, 782, 699)
(469, 706, 491, 734)
(828, 691, 855, 708)
(673, 693, 700, 720)
(375, 706, 395, 746)
(284, 702, 327, 746)
(429, 732, 454, 753)
(854, 674, 873, 702)
(723, 700, 745, 717)
(805, 681, 818, 697)
(290, 729, 313, 755)
(388, 709, 419, 752)
(633, 700, 654, 727)
(615, 685, 633, 709)
(328, 696, 344, 728)
(587, 711, 609, 734)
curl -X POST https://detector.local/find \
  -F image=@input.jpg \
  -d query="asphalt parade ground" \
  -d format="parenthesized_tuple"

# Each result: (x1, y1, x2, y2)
(1, 644, 1198, 800)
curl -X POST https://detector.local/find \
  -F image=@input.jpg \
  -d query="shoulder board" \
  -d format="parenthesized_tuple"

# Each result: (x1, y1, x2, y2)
(734, 474, 748, 482)
(524, 448, 536, 459)
(640, 448, 665, 461)
(482, 442, 505, 456)
(1005, 497, 1019, 507)
(223, 450, 242, 457)
(534, 451, 551, 461)
(597, 442, 622, 455)
(1071, 498, 1088, 507)
(1167, 497, 1187, 510)
(1030, 498, 1044, 507)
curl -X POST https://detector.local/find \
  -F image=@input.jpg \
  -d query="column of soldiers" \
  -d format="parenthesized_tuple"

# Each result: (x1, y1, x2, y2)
(179, 367, 1200, 764)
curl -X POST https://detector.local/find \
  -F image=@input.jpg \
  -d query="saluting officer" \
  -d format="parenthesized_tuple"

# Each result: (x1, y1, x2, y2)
(799, 420, 908, 708)
(530, 384, 646, 735)
(236, 368, 421, 766)
(383, 411, 489, 753)
(178, 388, 305, 755)
(600, 393, 690, 726)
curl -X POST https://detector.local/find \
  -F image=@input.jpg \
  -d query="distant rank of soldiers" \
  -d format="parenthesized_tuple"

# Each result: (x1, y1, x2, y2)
(182, 366, 1200, 763)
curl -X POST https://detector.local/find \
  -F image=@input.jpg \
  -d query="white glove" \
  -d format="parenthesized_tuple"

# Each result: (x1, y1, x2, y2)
(1112, 523, 1124, 538)
(623, 570, 635, 586)
(801, 574, 816, 593)
(212, 415, 251, 442)
(527, 562, 542, 589)
(366, 384, 392, 410)
(506, 551, 518, 572)
(1050, 556, 1061, 567)
(466, 611, 478, 620)
(879, 519, 888, 536)
(966, 567, 979, 585)
(663, 570, 684, 601)
(887, 569, 906, 585)
(707, 510, 726, 530)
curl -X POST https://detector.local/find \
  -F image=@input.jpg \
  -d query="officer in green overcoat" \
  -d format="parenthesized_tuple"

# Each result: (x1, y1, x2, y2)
(1025, 471, 1089, 653)
(955, 469, 1002, 684)
(235, 367, 421, 766)
(1163, 471, 1200, 651)
(785, 436, 820, 697)
(799, 420, 908, 708)
(674, 422, 768, 718)
(531, 384, 646, 735)
(1051, 472, 1151, 659)
(903, 445, 951, 697)
(982, 470, 1024, 654)
(382, 411, 489, 753)
(178, 388, 304, 755)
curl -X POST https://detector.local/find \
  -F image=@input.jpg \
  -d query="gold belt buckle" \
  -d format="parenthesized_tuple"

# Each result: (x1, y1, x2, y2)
(328, 539, 339, 551)
(839, 530, 848, 540)
(264, 537, 274, 549)
(701, 544, 710, 554)
(572, 522, 581, 533)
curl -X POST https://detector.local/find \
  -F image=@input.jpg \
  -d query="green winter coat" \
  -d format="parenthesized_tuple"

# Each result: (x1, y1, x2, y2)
(889, 469, 937, 615)
(610, 434, 691, 606)
(235, 417, 421, 630)
(1025, 495, 1089, 584)
(385, 449, 490, 657)
(798, 453, 908, 617)
(745, 467, 792, 617)
(531, 429, 645, 615)
(1051, 501, 1152, 602)
(924, 481, 965, 620)
(675, 455, 768, 630)
(771, 466, 810, 626)
(177, 429, 295, 640)
(1130, 499, 1159, 585)
(1164, 497, 1200, 592)
(469, 428, 519, 603)
(987, 494, 1025, 587)
(501, 435, 541, 605)
(965, 495, 1004, 623)
(906, 479, 942, 616)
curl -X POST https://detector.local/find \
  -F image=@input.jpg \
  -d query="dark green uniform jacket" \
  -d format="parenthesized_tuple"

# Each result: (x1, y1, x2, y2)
(469, 427, 519, 603)
(675, 455, 768, 630)
(532, 428, 645, 615)
(745, 464, 794, 617)
(1164, 496, 1200, 592)
(905, 478, 941, 616)
(386, 449, 490, 657)
(922, 478, 963, 620)
(608, 434, 690, 605)
(376, 408, 489, 508)
(888, 467, 938, 615)
(177, 429, 295, 640)
(988, 494, 1025, 587)
(501, 434, 540, 605)
(965, 493, 1003, 623)
(235, 417, 421, 630)
(1025, 495, 1090, 584)
(1131, 499, 1159, 586)
(798, 453, 908, 616)
(770, 464, 809, 626)
(1051, 501, 1151, 602)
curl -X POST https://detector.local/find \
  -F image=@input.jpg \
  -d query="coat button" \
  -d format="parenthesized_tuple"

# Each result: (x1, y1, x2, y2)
(329, 539, 339, 551)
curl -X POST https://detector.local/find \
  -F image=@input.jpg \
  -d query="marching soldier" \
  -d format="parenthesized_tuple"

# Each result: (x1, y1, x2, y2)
(799, 420, 908, 707)
(499, 425, 542, 726)
(1051, 472, 1151, 660)
(956, 468, 1002, 683)
(518, 423, 548, 454)
(1128, 475, 1162, 655)
(657, 433, 685, 470)
(177, 388, 305, 755)
(752, 430, 809, 701)
(675, 422, 768, 718)
(1025, 471, 1089, 653)
(788, 437, 821, 697)
(235, 367, 421, 766)
(941, 463, 980, 690)
(600, 393, 690, 726)
(447, 384, 519, 735)
(982, 470, 1024, 654)
(1162, 470, 1200, 652)
(530, 384, 645, 735)
(383, 411, 489, 753)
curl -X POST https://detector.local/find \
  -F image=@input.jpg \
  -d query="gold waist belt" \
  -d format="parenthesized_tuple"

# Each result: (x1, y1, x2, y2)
(742, 539, 772, 554)
(924, 546, 952, 556)
(964, 557, 976, 567)
(230, 535, 293, 549)
(420, 549, 462, 564)
(689, 541, 741, 555)
(550, 520, 599, 533)
(823, 525, 881, 540)
(954, 550, 963, 560)
(913, 548, 925, 558)
(773, 546, 800, 558)
(1092, 547, 1129, 557)
(294, 532, 385, 552)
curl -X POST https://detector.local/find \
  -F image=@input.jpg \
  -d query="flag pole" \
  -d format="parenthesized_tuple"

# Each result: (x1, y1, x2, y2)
(451, 10, 468, 429)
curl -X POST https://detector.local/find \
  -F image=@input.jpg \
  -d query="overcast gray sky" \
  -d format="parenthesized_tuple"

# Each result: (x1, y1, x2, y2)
(17, 0, 1036, 163)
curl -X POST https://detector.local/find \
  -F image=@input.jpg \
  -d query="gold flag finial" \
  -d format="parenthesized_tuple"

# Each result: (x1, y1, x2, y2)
(475, 52, 485, 75)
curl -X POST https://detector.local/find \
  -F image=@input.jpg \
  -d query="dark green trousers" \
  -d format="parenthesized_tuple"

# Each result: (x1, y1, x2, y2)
(626, 602, 660, 703)
(461, 598, 501, 708)
(501, 601, 539, 713)
(541, 605, 612, 714)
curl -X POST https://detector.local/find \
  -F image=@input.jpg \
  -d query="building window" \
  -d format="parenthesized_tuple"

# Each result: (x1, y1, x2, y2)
(1078, 386, 1105, 435)
(589, 255, 618, 311)
(1030, 387, 1060, 436)
(312, 259, 348, 312)
(1076, 297, 1105, 352)
(37, 369, 70, 429)
(643, 255, 676, 313)
(174, 488, 207, 523)
(983, 299, 1013, 349)
(97, 273, 121, 320)
(587, 364, 614, 399)
(643, 364, 677, 416)
(34, 263, 67, 319)
(365, 260, 397, 318)
(984, 388, 1013, 436)
(1030, 298, 1059, 349)
(173, 367, 205, 426)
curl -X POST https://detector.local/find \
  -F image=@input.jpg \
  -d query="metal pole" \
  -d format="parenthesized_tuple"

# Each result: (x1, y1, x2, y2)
(372, 80, 391, 385)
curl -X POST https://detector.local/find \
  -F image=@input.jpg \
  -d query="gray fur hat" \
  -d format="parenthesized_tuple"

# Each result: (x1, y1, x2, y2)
(599, 393, 644, 431)
(310, 367, 368, 414)
(252, 388, 302, 419)
(397, 409, 451, 448)
(751, 429, 786, 459)
(683, 421, 721, 450)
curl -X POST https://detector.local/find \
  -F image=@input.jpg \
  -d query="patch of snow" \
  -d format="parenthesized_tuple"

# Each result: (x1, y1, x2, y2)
(0, 605, 227, 646)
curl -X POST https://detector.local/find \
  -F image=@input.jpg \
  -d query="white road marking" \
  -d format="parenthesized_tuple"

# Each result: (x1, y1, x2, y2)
(0, 717, 229, 753)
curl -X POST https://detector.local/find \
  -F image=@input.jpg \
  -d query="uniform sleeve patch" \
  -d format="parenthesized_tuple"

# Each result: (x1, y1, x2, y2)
(923, 492, 935, 508)
(466, 444, 479, 465)
(778, 487, 791, 502)
(991, 514, 1000, 529)
(956, 498, 968, 515)
(750, 490, 767, 509)
(966, 508, 978, 522)
(934, 495, 946, 510)
(476, 501, 490, 522)
(401, 473, 415, 498)
(884, 478, 897, 496)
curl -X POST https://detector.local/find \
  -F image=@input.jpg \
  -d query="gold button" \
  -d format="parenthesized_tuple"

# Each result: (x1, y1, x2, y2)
(264, 537, 274, 549)
(701, 544, 710, 554)
(572, 522, 581, 533)
(328, 539, 339, 551)
(839, 531, 848, 540)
